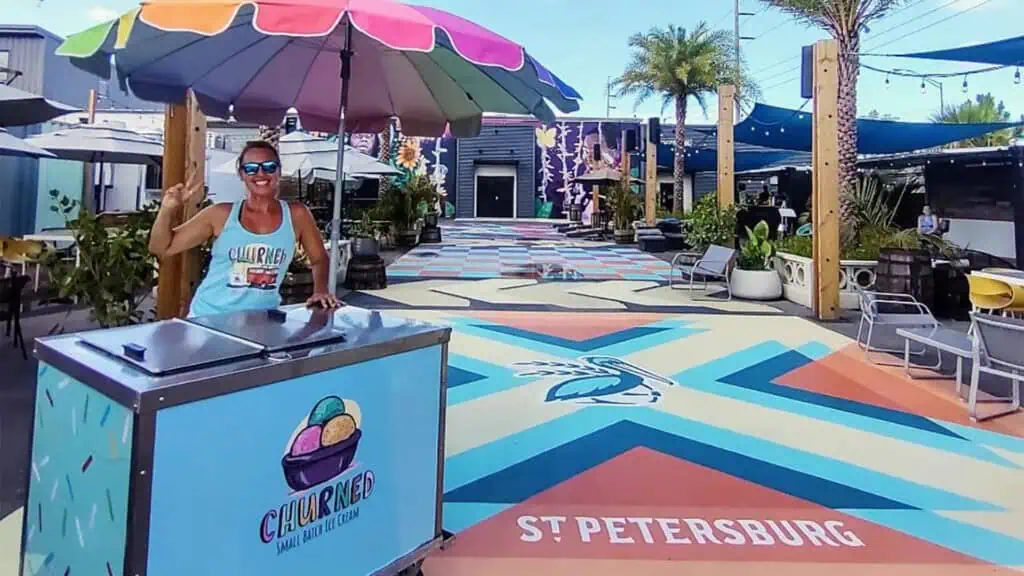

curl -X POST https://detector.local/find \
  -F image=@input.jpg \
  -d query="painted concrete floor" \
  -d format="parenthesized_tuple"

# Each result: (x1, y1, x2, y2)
(2, 222, 1023, 576)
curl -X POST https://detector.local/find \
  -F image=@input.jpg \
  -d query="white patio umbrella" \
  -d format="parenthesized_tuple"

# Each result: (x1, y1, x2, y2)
(0, 128, 57, 158)
(0, 84, 80, 127)
(214, 132, 398, 180)
(26, 124, 163, 210)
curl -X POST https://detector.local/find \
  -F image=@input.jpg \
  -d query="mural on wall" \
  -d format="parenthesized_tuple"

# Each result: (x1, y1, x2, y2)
(535, 121, 639, 219)
(348, 123, 456, 215)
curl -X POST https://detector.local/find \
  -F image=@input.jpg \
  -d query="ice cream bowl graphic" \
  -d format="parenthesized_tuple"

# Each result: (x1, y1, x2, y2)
(281, 396, 363, 492)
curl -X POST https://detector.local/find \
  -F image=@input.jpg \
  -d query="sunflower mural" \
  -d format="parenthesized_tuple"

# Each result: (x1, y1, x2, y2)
(397, 138, 423, 172)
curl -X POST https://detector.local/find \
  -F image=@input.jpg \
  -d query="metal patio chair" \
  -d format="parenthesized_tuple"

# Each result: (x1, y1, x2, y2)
(968, 313, 1023, 422)
(1, 272, 29, 360)
(856, 288, 942, 367)
(669, 244, 736, 300)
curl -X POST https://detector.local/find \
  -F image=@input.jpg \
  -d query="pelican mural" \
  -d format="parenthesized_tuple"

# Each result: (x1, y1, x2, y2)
(514, 356, 676, 405)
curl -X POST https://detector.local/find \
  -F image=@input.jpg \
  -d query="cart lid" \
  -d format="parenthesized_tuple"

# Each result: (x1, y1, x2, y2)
(187, 308, 346, 353)
(78, 318, 266, 376)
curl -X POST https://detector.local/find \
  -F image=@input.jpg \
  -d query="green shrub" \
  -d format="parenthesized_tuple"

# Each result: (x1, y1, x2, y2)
(684, 194, 736, 250)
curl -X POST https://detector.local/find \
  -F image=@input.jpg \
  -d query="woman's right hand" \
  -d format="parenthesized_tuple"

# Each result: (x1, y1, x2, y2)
(161, 164, 202, 210)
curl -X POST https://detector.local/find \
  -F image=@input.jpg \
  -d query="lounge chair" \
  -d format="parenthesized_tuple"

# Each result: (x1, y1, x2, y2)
(856, 289, 941, 366)
(968, 313, 1023, 421)
(669, 244, 736, 300)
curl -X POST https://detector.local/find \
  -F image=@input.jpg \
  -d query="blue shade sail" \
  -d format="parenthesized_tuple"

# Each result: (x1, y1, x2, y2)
(894, 35, 1024, 67)
(732, 103, 1023, 155)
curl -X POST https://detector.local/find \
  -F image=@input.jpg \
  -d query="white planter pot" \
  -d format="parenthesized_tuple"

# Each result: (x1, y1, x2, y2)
(730, 268, 783, 300)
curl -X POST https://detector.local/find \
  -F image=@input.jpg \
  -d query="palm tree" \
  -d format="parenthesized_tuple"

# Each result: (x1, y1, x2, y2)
(759, 0, 906, 232)
(930, 93, 1022, 148)
(614, 23, 755, 214)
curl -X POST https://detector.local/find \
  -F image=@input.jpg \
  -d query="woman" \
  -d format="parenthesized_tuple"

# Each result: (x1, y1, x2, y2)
(149, 140, 340, 317)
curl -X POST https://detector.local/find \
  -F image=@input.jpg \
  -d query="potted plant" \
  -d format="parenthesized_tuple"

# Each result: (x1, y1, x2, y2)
(731, 220, 783, 300)
(684, 194, 737, 251)
(608, 183, 639, 244)
(350, 211, 379, 258)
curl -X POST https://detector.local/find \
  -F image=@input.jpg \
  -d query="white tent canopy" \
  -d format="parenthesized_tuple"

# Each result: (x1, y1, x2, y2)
(214, 132, 398, 181)
(0, 128, 57, 159)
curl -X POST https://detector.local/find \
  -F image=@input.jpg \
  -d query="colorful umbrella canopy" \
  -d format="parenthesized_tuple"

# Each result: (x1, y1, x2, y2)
(0, 84, 80, 128)
(56, 0, 582, 137)
(55, 0, 583, 295)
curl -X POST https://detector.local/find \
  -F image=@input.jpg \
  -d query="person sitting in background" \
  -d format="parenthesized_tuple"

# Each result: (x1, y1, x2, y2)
(917, 205, 940, 236)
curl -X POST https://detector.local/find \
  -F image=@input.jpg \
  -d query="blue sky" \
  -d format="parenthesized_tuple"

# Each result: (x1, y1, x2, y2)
(3, 0, 1022, 124)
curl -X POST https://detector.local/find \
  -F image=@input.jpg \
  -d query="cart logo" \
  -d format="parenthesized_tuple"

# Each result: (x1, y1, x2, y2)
(226, 243, 286, 289)
(259, 396, 375, 555)
(514, 356, 676, 405)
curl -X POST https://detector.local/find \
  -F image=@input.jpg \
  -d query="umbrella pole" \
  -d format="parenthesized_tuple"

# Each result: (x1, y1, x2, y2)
(328, 22, 354, 296)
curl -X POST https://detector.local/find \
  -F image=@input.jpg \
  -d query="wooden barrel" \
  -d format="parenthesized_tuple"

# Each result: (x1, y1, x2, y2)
(344, 256, 387, 290)
(875, 248, 934, 308)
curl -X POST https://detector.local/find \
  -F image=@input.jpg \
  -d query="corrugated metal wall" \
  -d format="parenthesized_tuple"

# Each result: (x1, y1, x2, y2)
(455, 125, 535, 219)
(0, 35, 45, 236)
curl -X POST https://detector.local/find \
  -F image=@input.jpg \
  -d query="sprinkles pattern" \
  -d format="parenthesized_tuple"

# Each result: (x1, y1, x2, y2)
(22, 365, 134, 576)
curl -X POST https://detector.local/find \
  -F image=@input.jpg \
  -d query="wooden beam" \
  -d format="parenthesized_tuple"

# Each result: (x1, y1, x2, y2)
(645, 121, 657, 225)
(592, 184, 601, 229)
(178, 93, 208, 317)
(621, 129, 632, 197)
(812, 39, 841, 320)
(82, 89, 97, 213)
(717, 85, 735, 208)
(155, 102, 189, 320)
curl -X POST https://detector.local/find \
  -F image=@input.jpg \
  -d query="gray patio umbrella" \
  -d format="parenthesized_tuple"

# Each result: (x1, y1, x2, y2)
(26, 124, 163, 210)
(0, 84, 81, 127)
(0, 128, 57, 158)
(213, 132, 398, 180)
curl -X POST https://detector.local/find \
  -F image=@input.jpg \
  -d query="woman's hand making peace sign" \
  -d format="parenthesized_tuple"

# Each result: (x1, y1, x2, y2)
(161, 163, 203, 210)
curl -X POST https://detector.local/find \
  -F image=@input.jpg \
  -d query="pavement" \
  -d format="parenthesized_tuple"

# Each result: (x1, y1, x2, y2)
(2, 221, 1023, 576)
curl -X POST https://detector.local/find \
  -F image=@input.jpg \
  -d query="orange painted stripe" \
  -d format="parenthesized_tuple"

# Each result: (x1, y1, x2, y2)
(462, 311, 669, 342)
(140, 1, 244, 35)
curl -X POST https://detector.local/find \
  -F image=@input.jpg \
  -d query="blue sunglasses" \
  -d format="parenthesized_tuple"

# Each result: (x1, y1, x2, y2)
(240, 160, 280, 176)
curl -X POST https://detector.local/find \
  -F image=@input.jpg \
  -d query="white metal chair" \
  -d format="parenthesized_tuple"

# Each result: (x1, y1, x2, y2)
(669, 244, 736, 300)
(968, 313, 1023, 422)
(856, 289, 942, 368)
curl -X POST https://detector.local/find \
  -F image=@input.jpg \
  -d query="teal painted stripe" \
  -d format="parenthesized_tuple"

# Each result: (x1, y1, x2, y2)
(589, 326, 704, 358)
(938, 423, 1024, 454)
(442, 502, 513, 533)
(675, 340, 793, 382)
(631, 409, 1000, 512)
(845, 508, 1024, 566)
(795, 341, 835, 360)
(675, 369, 1018, 469)
(447, 355, 533, 406)
(445, 408, 622, 490)
(386, 269, 421, 277)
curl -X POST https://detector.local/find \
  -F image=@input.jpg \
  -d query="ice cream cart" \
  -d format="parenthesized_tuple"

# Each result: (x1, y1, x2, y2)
(20, 306, 451, 576)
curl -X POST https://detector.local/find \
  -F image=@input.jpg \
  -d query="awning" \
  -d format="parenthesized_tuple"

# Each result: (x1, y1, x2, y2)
(893, 35, 1024, 66)
(656, 143, 799, 173)
(733, 103, 1023, 154)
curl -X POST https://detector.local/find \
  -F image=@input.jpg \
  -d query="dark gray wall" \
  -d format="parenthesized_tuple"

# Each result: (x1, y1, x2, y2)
(455, 125, 534, 219)
(0, 27, 157, 235)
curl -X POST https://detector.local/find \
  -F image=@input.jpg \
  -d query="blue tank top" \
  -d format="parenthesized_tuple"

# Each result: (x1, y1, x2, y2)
(188, 200, 296, 318)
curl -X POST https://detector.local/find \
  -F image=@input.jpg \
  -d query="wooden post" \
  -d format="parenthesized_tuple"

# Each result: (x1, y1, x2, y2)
(591, 185, 601, 229)
(812, 39, 841, 320)
(621, 129, 632, 215)
(178, 93, 207, 317)
(82, 89, 98, 213)
(155, 102, 189, 320)
(645, 121, 657, 225)
(717, 85, 736, 208)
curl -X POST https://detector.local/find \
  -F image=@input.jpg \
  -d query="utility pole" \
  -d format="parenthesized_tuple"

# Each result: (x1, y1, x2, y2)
(606, 76, 616, 117)
(734, 0, 756, 117)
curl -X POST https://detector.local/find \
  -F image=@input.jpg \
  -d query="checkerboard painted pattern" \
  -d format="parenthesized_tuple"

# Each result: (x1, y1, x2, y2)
(388, 245, 673, 281)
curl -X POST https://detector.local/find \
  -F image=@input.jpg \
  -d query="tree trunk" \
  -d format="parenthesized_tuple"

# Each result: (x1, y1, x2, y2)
(673, 94, 687, 214)
(837, 33, 860, 239)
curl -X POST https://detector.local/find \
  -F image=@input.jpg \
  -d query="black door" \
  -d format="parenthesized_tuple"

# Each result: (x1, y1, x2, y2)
(476, 175, 515, 217)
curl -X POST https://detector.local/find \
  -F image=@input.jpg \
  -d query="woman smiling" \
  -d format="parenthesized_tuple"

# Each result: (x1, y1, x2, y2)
(149, 140, 340, 317)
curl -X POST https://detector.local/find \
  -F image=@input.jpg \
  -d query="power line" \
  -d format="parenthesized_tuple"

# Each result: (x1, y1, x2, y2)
(759, 0, 992, 92)
(752, 0, 944, 80)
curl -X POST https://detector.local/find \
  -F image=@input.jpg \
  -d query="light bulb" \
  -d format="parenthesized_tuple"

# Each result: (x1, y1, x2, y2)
(885, 74, 891, 89)
(920, 80, 926, 94)
(962, 77, 969, 93)
(1015, 68, 1021, 85)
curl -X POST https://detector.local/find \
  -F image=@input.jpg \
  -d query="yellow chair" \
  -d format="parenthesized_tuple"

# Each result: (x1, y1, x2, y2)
(968, 274, 1013, 313)
(2, 239, 45, 292)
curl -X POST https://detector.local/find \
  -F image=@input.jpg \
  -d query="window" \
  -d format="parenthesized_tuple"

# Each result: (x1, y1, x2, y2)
(0, 51, 9, 84)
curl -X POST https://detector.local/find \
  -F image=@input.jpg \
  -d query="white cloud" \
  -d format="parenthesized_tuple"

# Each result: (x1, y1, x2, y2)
(86, 6, 119, 22)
